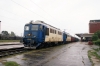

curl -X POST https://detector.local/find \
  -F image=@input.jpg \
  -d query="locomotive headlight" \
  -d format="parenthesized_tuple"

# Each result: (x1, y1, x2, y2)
(28, 34, 30, 36)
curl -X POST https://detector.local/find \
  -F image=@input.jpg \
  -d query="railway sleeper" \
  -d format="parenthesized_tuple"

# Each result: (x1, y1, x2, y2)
(16, 48, 24, 53)
(2, 51, 9, 56)
(0, 52, 4, 57)
(0, 51, 9, 57)
(0, 48, 25, 57)
(8, 50, 16, 55)
(15, 50, 19, 54)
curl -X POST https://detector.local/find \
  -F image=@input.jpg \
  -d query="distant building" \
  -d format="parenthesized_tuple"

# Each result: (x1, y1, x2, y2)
(76, 19, 100, 41)
(89, 20, 100, 33)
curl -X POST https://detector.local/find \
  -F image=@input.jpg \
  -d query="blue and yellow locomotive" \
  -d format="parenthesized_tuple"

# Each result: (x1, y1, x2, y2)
(22, 20, 68, 49)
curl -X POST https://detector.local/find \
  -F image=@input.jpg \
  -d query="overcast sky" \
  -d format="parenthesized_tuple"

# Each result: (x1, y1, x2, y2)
(0, 0, 100, 37)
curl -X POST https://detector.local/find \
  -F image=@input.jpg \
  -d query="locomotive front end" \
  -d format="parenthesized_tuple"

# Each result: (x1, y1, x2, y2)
(23, 22, 44, 49)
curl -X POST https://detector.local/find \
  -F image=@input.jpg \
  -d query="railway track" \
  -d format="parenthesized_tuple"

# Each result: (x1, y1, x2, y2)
(0, 43, 68, 58)
(0, 44, 26, 57)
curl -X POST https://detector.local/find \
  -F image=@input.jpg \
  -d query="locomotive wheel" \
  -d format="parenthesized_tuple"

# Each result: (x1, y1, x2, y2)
(38, 44, 44, 49)
(44, 43, 49, 48)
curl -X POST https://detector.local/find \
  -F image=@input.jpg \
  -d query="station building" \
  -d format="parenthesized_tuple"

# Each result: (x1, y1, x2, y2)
(76, 20, 100, 41)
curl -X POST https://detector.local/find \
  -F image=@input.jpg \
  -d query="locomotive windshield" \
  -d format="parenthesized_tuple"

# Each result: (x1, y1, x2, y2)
(31, 25, 38, 30)
(25, 25, 29, 31)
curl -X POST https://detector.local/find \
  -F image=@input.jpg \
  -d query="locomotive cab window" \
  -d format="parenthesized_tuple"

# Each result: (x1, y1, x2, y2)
(25, 25, 29, 31)
(32, 25, 38, 30)
(40, 25, 43, 30)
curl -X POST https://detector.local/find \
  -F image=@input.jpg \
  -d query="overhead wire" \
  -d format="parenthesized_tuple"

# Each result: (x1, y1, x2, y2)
(10, 0, 52, 22)
(30, 0, 61, 23)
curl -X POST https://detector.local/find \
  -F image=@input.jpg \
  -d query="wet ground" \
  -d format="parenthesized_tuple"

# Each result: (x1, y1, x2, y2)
(0, 42, 93, 66)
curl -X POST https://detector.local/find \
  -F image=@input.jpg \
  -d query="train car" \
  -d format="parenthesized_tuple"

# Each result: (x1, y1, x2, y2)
(71, 36, 79, 42)
(71, 36, 75, 42)
(22, 20, 66, 49)
(66, 34, 71, 43)
(75, 37, 79, 42)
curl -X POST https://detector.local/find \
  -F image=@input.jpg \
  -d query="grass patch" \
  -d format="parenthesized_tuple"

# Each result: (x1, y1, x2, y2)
(93, 48, 100, 52)
(88, 50, 94, 66)
(88, 49, 100, 66)
(3, 61, 19, 66)
(0, 40, 20, 42)
(94, 52, 100, 59)
(88, 50, 92, 61)
(88, 50, 100, 60)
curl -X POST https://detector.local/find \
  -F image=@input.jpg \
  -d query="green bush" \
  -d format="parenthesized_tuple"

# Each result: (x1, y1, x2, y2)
(92, 35, 99, 41)
(93, 39, 100, 46)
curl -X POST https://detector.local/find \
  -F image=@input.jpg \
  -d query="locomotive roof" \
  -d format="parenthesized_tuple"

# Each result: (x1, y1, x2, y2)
(25, 20, 61, 30)
(35, 20, 61, 30)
